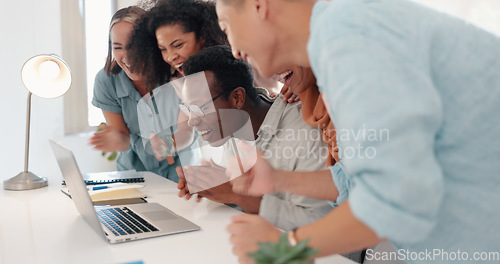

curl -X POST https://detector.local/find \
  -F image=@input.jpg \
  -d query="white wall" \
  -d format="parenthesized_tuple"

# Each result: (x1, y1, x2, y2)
(0, 0, 115, 188)
(0, 0, 65, 183)
(117, 0, 140, 9)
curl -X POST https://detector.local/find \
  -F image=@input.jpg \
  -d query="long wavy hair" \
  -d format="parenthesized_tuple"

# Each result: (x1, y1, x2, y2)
(127, 0, 228, 91)
(104, 6, 146, 76)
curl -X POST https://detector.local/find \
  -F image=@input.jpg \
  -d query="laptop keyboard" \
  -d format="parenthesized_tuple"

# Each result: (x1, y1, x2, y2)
(96, 207, 159, 236)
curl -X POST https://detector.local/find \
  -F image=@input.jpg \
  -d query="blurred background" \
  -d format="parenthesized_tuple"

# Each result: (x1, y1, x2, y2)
(1, 0, 499, 184)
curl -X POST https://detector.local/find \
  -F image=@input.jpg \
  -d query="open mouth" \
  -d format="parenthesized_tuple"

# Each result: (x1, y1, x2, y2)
(278, 70, 294, 87)
(174, 63, 184, 75)
(122, 61, 133, 73)
(197, 129, 213, 141)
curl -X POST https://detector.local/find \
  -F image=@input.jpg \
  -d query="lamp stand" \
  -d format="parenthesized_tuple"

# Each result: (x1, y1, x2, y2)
(4, 92, 48, 190)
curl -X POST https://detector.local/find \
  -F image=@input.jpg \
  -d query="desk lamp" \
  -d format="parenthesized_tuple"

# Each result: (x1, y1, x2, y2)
(4, 54, 72, 191)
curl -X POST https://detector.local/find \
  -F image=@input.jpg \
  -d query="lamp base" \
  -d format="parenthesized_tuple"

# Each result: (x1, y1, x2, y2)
(3, 171, 48, 191)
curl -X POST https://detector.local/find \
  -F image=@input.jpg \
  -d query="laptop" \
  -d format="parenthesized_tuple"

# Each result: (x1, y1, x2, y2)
(49, 139, 200, 244)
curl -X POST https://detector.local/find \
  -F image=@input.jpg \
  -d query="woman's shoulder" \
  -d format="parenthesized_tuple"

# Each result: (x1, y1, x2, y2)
(93, 68, 121, 96)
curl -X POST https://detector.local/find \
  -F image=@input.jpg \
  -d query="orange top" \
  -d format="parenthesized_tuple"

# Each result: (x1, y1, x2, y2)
(298, 85, 339, 166)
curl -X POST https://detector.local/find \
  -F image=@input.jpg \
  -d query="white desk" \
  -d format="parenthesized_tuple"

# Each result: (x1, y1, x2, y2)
(0, 172, 354, 264)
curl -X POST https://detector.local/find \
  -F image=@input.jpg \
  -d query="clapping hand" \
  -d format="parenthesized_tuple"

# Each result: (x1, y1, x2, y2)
(89, 123, 127, 152)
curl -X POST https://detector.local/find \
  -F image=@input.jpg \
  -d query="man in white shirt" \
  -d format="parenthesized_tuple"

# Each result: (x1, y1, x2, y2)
(176, 45, 334, 232)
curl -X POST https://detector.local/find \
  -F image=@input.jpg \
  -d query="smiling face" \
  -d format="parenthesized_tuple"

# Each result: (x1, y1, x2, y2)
(277, 66, 315, 95)
(181, 71, 248, 147)
(216, 0, 279, 78)
(156, 23, 204, 76)
(110, 21, 142, 81)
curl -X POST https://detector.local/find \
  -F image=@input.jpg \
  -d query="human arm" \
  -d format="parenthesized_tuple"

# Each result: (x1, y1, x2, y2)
(169, 111, 195, 151)
(148, 114, 194, 162)
(307, 1, 444, 248)
(198, 182, 262, 214)
(272, 169, 338, 201)
(148, 90, 195, 161)
(230, 3, 446, 261)
(229, 145, 339, 201)
(89, 111, 130, 152)
(90, 70, 131, 152)
(227, 201, 382, 263)
(228, 36, 446, 261)
(179, 159, 262, 213)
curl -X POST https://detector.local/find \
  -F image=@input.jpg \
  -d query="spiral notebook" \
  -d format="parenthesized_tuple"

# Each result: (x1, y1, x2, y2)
(62, 170, 144, 185)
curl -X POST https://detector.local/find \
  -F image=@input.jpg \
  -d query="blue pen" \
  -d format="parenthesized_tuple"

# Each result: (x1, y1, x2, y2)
(92, 186, 108, 191)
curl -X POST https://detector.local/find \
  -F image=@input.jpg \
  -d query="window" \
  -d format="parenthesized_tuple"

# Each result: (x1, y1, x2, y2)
(62, 0, 139, 134)
(85, 0, 113, 126)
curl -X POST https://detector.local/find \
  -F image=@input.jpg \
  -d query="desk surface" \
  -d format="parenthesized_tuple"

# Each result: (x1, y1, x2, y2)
(0, 172, 354, 264)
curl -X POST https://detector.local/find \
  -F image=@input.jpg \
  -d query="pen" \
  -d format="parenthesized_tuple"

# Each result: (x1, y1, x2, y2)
(92, 186, 108, 191)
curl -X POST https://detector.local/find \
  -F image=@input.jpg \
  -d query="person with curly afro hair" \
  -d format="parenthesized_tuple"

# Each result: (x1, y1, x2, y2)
(127, 0, 228, 91)
(90, 6, 201, 183)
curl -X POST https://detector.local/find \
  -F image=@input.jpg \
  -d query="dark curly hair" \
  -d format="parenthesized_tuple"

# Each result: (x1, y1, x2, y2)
(127, 0, 228, 91)
(183, 45, 258, 102)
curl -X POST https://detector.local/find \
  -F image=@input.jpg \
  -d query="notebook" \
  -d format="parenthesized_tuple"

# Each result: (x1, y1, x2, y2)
(49, 139, 200, 244)
(60, 184, 148, 206)
(62, 170, 145, 185)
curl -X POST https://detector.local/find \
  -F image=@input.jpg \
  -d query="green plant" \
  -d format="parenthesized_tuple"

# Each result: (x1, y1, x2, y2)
(248, 233, 317, 264)
(97, 122, 118, 161)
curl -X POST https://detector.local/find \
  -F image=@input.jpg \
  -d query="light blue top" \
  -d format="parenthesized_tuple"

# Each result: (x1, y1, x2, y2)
(92, 69, 200, 182)
(308, 0, 500, 261)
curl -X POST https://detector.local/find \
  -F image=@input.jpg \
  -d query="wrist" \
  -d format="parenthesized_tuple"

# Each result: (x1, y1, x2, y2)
(272, 169, 285, 192)
(287, 228, 298, 246)
(162, 135, 176, 154)
(236, 195, 262, 214)
(268, 226, 282, 243)
(119, 133, 131, 151)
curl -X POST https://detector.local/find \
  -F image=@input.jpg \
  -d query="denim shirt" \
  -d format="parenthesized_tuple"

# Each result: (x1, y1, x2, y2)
(92, 69, 200, 182)
(308, 0, 500, 261)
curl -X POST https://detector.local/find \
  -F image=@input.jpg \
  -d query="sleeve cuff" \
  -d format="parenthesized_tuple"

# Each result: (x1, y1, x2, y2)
(349, 182, 437, 244)
(92, 99, 122, 114)
(259, 194, 280, 225)
(328, 162, 352, 207)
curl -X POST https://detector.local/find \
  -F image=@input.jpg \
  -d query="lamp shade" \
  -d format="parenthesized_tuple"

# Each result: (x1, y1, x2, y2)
(21, 54, 71, 98)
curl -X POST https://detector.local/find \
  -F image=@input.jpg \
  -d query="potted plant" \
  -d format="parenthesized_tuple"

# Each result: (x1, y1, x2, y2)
(249, 233, 317, 264)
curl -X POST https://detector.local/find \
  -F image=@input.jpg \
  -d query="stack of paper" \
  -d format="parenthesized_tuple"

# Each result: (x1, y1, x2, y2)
(61, 183, 148, 206)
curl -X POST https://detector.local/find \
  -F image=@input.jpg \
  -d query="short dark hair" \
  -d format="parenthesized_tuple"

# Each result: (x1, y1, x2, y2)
(183, 45, 258, 101)
(127, 0, 228, 90)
